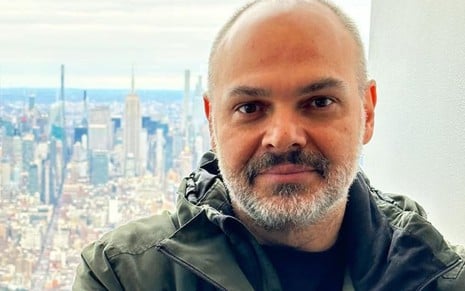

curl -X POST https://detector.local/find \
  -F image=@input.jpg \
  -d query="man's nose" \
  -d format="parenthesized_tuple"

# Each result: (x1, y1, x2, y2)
(261, 110, 308, 151)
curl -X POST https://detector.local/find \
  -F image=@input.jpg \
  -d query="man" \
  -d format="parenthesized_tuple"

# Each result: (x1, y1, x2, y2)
(74, 0, 465, 290)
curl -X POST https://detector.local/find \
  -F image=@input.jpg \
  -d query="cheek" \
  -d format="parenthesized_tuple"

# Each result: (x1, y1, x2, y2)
(215, 125, 258, 171)
(311, 122, 361, 162)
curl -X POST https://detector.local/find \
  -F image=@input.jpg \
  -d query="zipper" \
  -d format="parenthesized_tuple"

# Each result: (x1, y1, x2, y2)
(417, 258, 463, 290)
(185, 173, 199, 204)
(155, 243, 227, 291)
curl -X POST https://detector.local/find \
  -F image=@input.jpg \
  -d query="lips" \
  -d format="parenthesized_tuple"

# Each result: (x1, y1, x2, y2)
(260, 164, 315, 175)
(255, 163, 320, 184)
(244, 150, 329, 185)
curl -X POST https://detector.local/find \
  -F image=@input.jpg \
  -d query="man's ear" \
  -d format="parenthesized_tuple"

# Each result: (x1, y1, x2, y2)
(362, 80, 377, 144)
(203, 93, 211, 120)
(203, 94, 216, 150)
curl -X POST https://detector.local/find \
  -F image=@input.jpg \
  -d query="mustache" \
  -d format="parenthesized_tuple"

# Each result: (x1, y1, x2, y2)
(245, 150, 329, 184)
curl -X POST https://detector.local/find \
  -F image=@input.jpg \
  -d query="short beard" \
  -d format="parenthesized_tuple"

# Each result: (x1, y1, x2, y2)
(213, 109, 365, 231)
(220, 151, 358, 231)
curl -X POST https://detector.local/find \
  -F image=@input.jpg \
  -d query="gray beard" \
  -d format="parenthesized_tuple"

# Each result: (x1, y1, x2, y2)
(220, 156, 357, 231)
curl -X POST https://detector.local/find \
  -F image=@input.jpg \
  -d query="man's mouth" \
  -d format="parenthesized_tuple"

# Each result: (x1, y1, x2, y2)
(255, 163, 322, 184)
(245, 150, 329, 185)
(259, 164, 316, 175)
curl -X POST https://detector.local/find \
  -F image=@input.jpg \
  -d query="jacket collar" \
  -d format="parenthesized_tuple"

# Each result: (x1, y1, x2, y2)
(342, 172, 461, 290)
(157, 208, 257, 291)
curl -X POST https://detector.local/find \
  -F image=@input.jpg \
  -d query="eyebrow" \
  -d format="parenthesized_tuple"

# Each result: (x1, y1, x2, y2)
(227, 77, 345, 99)
(297, 78, 345, 95)
(227, 86, 270, 98)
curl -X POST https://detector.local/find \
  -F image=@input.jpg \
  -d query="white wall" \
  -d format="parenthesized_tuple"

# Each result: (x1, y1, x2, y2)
(364, 0, 465, 244)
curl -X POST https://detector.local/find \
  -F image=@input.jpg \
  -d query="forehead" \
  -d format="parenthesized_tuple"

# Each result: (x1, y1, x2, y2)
(211, 1, 359, 94)
(225, 1, 345, 45)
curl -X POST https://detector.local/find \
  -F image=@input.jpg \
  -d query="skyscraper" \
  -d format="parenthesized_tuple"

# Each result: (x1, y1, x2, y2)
(88, 105, 112, 151)
(27, 163, 39, 195)
(182, 69, 191, 134)
(22, 134, 34, 170)
(58, 64, 67, 165)
(82, 90, 88, 127)
(28, 94, 35, 111)
(155, 128, 165, 181)
(90, 150, 109, 186)
(123, 68, 141, 176)
(49, 64, 67, 185)
(192, 75, 205, 128)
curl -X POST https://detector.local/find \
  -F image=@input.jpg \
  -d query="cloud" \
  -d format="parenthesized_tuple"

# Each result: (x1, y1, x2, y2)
(0, 0, 371, 89)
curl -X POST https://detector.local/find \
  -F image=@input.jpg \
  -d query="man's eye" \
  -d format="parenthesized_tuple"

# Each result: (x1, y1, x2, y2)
(237, 103, 261, 114)
(311, 97, 333, 108)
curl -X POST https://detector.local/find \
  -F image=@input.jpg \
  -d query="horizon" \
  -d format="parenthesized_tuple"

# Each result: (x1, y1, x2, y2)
(0, 87, 184, 105)
(0, 86, 183, 91)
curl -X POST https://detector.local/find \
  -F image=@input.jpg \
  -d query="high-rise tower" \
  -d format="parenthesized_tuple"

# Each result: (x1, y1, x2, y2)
(123, 68, 141, 176)
(82, 90, 88, 127)
(88, 106, 112, 151)
(182, 70, 191, 133)
(60, 64, 65, 138)
(53, 64, 67, 165)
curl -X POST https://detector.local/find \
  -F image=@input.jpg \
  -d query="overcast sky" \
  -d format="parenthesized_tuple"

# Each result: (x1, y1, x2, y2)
(0, 0, 371, 90)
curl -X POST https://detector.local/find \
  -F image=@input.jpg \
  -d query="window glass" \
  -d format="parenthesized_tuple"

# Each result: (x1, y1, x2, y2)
(0, 1, 371, 289)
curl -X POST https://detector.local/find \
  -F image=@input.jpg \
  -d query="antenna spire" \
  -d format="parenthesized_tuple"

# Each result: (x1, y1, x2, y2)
(131, 65, 135, 94)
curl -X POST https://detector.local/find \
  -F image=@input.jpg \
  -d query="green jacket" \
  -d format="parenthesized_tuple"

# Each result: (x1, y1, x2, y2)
(74, 152, 465, 290)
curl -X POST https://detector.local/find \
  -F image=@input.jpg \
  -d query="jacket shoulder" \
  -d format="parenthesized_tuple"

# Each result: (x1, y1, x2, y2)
(93, 211, 177, 258)
(436, 245, 465, 290)
(74, 212, 179, 290)
(373, 191, 427, 221)
(372, 191, 465, 289)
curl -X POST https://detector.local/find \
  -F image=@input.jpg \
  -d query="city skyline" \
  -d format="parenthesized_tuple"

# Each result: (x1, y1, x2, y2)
(0, 66, 205, 289)
(0, 0, 371, 90)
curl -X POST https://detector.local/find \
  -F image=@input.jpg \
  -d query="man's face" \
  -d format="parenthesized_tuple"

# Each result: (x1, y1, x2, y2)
(205, 3, 376, 230)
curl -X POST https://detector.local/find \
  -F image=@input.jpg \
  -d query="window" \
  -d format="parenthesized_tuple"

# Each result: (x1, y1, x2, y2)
(0, 1, 371, 289)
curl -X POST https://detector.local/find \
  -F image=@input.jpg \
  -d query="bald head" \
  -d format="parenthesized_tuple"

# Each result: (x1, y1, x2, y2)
(207, 0, 367, 96)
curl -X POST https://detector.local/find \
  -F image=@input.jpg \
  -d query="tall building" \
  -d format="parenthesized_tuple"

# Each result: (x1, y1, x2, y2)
(27, 163, 39, 195)
(1, 135, 13, 160)
(88, 105, 112, 151)
(12, 135, 22, 165)
(154, 128, 165, 180)
(48, 138, 57, 205)
(28, 94, 35, 111)
(73, 127, 88, 146)
(139, 129, 148, 176)
(49, 64, 68, 187)
(59, 64, 65, 122)
(192, 75, 206, 128)
(90, 150, 109, 186)
(182, 70, 191, 134)
(22, 134, 34, 170)
(40, 159, 50, 204)
(58, 64, 67, 165)
(111, 117, 122, 146)
(74, 90, 89, 148)
(82, 90, 88, 127)
(123, 70, 141, 177)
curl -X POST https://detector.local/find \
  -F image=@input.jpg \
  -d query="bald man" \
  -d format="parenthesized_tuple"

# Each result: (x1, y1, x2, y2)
(74, 1, 465, 290)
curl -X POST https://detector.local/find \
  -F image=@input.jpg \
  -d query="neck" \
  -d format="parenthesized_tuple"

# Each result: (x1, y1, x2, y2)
(235, 198, 347, 252)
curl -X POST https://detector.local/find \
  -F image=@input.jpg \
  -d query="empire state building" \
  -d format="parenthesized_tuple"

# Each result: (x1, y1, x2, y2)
(123, 70, 141, 177)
